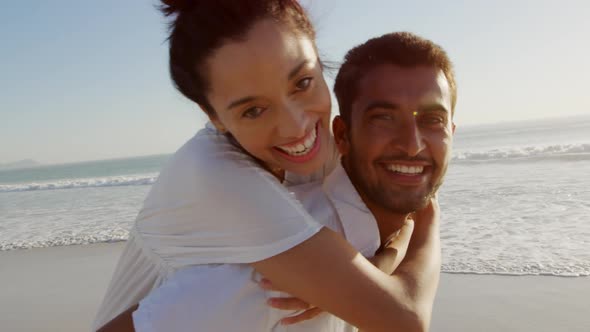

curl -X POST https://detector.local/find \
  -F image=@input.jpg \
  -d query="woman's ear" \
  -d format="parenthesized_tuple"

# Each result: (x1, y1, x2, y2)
(210, 118, 227, 133)
(332, 116, 350, 156)
(200, 104, 227, 133)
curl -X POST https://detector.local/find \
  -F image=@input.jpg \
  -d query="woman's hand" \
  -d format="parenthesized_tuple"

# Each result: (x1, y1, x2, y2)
(368, 218, 415, 275)
(258, 278, 324, 325)
(257, 219, 415, 326)
(412, 193, 440, 229)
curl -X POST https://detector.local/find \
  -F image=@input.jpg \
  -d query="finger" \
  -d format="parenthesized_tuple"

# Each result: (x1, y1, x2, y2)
(385, 221, 413, 249)
(281, 307, 324, 325)
(267, 297, 312, 310)
(258, 278, 279, 291)
(384, 221, 414, 270)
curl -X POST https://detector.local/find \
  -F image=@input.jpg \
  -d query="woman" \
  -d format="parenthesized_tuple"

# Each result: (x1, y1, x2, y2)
(94, 1, 439, 331)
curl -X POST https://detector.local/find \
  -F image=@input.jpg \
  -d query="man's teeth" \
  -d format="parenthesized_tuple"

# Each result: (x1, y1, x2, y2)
(386, 164, 424, 174)
(276, 127, 317, 156)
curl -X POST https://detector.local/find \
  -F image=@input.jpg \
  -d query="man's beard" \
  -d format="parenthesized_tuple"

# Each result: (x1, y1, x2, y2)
(345, 142, 446, 215)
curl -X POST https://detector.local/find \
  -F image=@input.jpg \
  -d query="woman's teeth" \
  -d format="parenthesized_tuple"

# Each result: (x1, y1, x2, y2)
(276, 127, 317, 156)
(386, 164, 424, 174)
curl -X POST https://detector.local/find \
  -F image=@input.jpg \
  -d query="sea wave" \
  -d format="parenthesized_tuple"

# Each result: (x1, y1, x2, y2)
(442, 262, 590, 277)
(3, 235, 588, 277)
(0, 230, 130, 251)
(453, 143, 590, 162)
(0, 174, 157, 193)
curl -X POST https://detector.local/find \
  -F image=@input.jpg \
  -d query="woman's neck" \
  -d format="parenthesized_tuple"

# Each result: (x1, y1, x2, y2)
(269, 167, 285, 182)
(224, 131, 285, 181)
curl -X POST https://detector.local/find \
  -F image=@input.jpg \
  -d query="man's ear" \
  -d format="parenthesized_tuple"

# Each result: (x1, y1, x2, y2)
(332, 116, 350, 156)
(452, 122, 456, 135)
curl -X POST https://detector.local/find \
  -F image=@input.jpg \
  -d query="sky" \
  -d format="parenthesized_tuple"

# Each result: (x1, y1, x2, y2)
(1, 0, 589, 165)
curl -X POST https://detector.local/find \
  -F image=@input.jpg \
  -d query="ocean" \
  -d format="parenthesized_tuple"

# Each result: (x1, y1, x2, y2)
(1, 115, 589, 277)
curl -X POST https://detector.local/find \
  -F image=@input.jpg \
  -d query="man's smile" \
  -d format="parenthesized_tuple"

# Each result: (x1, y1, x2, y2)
(378, 161, 433, 186)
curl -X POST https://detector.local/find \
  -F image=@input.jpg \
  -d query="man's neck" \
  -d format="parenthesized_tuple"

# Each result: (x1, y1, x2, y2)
(364, 200, 409, 246)
(340, 161, 409, 245)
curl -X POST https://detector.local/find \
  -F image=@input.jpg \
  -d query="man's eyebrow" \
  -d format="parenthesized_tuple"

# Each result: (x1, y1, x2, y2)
(226, 96, 257, 111)
(288, 60, 309, 80)
(365, 101, 401, 112)
(418, 103, 450, 114)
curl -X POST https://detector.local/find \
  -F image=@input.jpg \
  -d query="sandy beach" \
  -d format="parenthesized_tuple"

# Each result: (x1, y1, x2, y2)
(0, 243, 125, 332)
(1, 243, 588, 332)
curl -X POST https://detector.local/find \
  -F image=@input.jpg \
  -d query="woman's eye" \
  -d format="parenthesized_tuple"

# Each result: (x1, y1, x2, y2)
(295, 77, 313, 91)
(242, 107, 266, 119)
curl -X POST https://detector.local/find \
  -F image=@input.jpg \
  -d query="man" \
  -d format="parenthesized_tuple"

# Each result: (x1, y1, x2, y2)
(333, 30, 456, 250)
(99, 31, 456, 332)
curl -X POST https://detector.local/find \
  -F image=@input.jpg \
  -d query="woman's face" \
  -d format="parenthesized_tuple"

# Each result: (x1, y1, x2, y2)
(204, 19, 332, 176)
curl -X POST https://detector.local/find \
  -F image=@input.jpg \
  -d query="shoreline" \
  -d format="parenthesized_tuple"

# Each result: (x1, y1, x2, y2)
(1, 243, 588, 331)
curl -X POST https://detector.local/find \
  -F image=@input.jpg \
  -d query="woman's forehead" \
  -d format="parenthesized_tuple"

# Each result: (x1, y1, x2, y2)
(206, 20, 318, 97)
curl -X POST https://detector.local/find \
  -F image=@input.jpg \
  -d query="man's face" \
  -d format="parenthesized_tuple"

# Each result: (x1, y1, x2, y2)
(335, 64, 455, 214)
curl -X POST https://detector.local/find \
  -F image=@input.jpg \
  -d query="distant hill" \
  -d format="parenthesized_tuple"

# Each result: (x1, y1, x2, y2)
(0, 159, 41, 171)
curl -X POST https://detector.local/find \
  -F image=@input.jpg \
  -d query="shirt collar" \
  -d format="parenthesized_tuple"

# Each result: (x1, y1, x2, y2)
(322, 162, 381, 257)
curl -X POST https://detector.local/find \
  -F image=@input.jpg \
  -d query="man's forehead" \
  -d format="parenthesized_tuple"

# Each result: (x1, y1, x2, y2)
(355, 64, 451, 105)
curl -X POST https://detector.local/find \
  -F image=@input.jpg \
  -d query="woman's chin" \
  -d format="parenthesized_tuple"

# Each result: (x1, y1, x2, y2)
(272, 136, 329, 175)
(279, 149, 329, 176)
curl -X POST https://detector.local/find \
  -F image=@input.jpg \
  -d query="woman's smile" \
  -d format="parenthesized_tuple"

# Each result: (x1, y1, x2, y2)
(273, 121, 321, 163)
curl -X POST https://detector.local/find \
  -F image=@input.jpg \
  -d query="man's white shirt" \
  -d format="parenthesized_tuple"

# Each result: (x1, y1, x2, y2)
(132, 163, 381, 332)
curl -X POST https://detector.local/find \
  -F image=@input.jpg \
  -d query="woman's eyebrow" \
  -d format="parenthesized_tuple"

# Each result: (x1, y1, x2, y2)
(226, 60, 310, 111)
(288, 60, 309, 81)
(226, 96, 258, 111)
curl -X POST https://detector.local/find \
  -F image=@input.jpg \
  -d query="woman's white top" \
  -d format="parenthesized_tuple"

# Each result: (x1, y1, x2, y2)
(132, 163, 381, 332)
(92, 124, 338, 330)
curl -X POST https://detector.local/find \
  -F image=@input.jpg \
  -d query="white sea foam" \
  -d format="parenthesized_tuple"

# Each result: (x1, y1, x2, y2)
(0, 231, 129, 251)
(453, 143, 590, 162)
(441, 262, 590, 277)
(1, 183, 148, 252)
(0, 173, 157, 193)
(2, 118, 589, 278)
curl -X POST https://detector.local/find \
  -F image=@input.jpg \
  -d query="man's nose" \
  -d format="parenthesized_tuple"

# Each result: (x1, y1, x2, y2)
(276, 103, 309, 139)
(394, 119, 426, 157)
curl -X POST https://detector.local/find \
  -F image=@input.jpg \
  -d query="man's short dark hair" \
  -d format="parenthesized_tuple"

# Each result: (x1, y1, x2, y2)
(334, 32, 457, 124)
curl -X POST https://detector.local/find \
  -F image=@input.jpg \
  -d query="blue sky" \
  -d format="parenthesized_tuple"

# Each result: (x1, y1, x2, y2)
(1, 0, 589, 164)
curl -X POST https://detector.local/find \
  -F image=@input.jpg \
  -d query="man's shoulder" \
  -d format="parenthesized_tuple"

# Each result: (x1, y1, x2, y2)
(289, 180, 340, 230)
(290, 180, 328, 208)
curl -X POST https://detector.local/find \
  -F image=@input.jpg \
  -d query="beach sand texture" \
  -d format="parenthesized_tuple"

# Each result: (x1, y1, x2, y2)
(1, 243, 588, 332)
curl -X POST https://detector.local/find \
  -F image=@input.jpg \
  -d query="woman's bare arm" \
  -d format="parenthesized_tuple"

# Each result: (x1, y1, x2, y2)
(97, 203, 437, 332)
(263, 218, 415, 325)
(369, 218, 415, 275)
(94, 225, 417, 332)
(252, 199, 440, 332)
(393, 199, 441, 331)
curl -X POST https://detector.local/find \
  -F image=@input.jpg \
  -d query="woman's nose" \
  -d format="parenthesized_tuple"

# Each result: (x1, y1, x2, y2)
(276, 104, 310, 139)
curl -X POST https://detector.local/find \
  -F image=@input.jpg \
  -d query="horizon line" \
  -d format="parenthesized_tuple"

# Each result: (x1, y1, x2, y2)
(4, 112, 589, 167)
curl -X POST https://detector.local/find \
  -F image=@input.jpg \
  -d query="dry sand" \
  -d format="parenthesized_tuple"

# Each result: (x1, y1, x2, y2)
(0, 243, 124, 332)
(1, 243, 588, 331)
(432, 273, 590, 331)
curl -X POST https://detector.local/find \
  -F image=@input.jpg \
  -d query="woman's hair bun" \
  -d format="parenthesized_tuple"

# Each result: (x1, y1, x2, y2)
(160, 0, 195, 16)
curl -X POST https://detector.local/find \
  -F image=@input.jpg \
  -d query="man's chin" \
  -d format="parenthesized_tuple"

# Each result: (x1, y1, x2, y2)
(382, 190, 432, 214)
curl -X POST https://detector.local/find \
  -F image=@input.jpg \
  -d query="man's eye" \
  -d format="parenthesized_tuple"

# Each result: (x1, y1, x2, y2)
(421, 115, 446, 126)
(372, 114, 393, 121)
(295, 77, 313, 91)
(242, 107, 266, 119)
